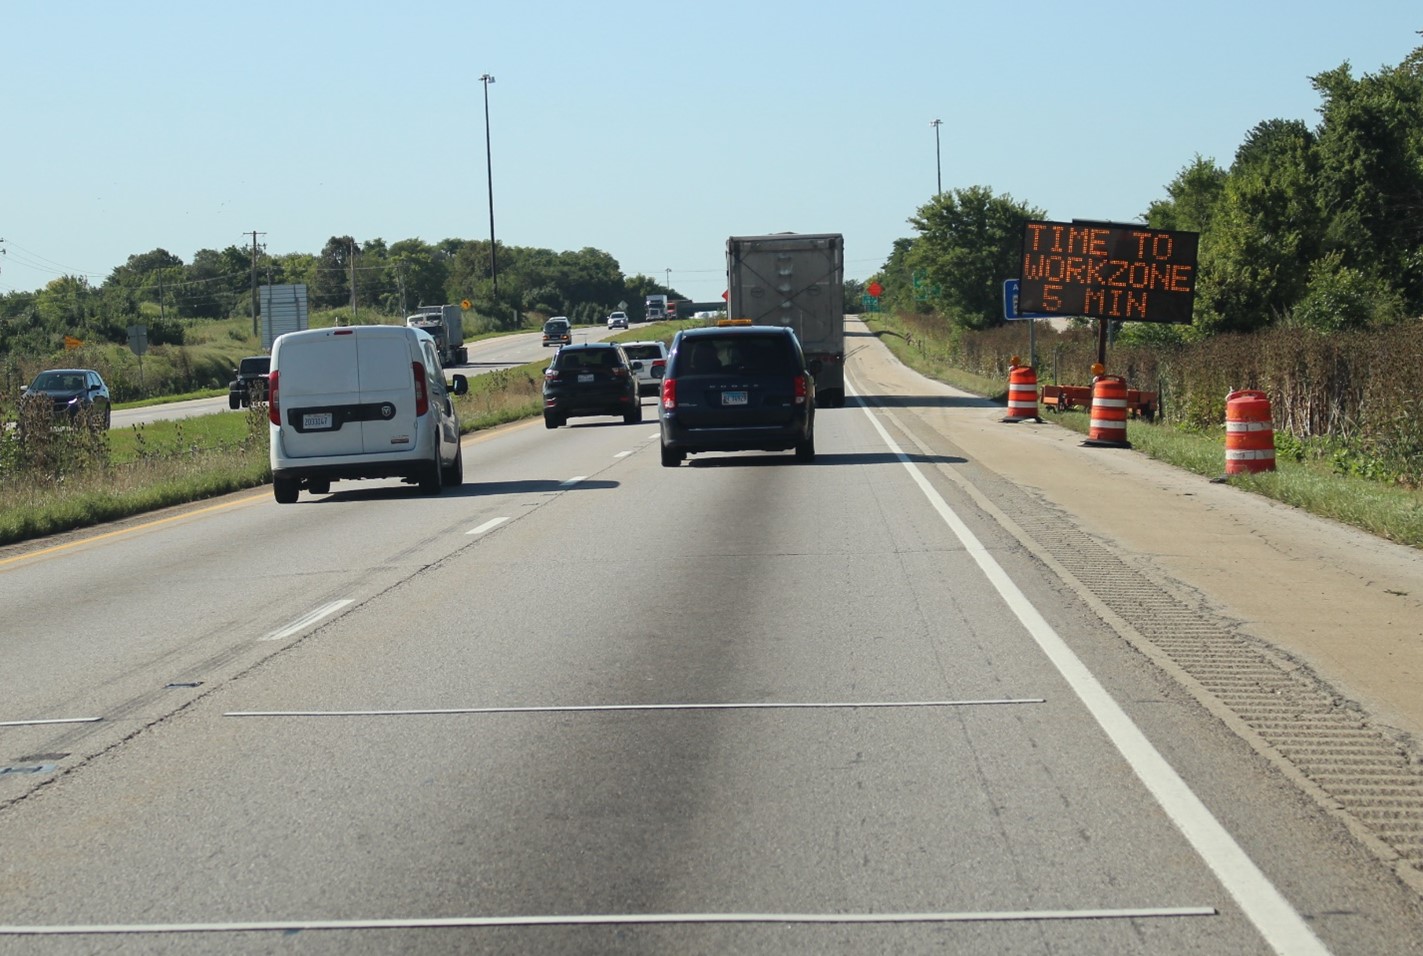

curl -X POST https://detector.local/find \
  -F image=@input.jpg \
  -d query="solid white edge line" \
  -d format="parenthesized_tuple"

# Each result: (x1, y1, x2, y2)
(0, 906, 1217, 935)
(0, 718, 102, 727)
(259, 600, 354, 642)
(466, 517, 510, 536)
(224, 699, 1045, 718)
(845, 374, 1329, 956)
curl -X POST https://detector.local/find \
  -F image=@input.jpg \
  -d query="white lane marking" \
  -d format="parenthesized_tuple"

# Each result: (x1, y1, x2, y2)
(846, 376, 1329, 956)
(0, 906, 1216, 935)
(259, 600, 354, 642)
(560, 476, 586, 487)
(224, 699, 1045, 718)
(0, 717, 102, 727)
(614, 451, 633, 458)
(466, 517, 510, 536)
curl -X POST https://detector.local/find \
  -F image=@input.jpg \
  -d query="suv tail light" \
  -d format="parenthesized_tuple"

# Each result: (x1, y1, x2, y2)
(793, 374, 808, 404)
(661, 377, 677, 410)
(413, 362, 429, 416)
(267, 370, 280, 425)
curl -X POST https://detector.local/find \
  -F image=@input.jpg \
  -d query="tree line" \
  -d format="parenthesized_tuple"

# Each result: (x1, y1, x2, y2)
(872, 38, 1423, 341)
(0, 237, 679, 357)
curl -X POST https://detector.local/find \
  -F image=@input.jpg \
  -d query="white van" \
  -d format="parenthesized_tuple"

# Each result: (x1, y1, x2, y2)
(268, 324, 469, 503)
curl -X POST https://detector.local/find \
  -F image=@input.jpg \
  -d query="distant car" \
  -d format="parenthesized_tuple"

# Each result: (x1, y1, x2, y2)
(620, 340, 668, 396)
(542, 342, 643, 428)
(542, 317, 572, 347)
(227, 355, 270, 409)
(607, 311, 629, 330)
(658, 325, 817, 466)
(21, 368, 112, 430)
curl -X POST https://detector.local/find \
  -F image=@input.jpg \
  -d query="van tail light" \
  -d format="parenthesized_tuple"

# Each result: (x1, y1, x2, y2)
(661, 377, 677, 410)
(267, 370, 281, 425)
(413, 362, 429, 416)
(793, 374, 808, 405)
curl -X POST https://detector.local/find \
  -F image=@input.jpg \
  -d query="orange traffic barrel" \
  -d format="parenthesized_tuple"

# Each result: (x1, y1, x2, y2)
(1084, 375, 1131, 447)
(1225, 389, 1276, 474)
(1002, 364, 1041, 423)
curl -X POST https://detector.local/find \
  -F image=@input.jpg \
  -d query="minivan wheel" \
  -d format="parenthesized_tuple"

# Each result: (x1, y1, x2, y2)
(273, 477, 300, 504)
(794, 432, 816, 462)
(442, 445, 464, 486)
(660, 444, 683, 467)
(418, 455, 443, 495)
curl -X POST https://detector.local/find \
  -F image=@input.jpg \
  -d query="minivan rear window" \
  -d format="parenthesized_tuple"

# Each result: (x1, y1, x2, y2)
(680, 335, 790, 373)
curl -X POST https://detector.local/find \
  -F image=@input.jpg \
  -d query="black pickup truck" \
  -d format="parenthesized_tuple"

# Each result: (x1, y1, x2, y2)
(227, 355, 270, 409)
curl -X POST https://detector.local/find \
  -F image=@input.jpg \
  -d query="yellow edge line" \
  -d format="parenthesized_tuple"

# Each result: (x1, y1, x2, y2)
(0, 494, 267, 569)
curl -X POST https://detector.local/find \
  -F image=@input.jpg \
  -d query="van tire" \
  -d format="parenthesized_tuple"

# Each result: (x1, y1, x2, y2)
(660, 444, 683, 467)
(442, 445, 464, 486)
(418, 455, 443, 495)
(273, 477, 300, 504)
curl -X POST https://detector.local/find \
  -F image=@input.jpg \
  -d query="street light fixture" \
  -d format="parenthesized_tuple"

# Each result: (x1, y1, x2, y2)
(930, 118, 942, 196)
(480, 73, 498, 296)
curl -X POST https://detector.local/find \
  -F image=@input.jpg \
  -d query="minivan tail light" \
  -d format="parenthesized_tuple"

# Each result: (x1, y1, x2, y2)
(661, 377, 677, 410)
(268, 370, 280, 425)
(413, 362, 429, 416)
(793, 374, 808, 405)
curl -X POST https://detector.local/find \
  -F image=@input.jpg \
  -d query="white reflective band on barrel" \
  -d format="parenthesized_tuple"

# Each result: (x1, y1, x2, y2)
(1226, 420, 1274, 432)
(1226, 449, 1276, 460)
(1090, 418, 1125, 431)
(1093, 397, 1128, 408)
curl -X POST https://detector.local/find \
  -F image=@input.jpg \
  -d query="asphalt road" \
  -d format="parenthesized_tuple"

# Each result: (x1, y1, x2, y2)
(2, 331, 1421, 954)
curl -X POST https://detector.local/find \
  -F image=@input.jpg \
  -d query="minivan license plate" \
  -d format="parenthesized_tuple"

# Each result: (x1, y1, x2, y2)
(303, 412, 334, 430)
(722, 391, 748, 406)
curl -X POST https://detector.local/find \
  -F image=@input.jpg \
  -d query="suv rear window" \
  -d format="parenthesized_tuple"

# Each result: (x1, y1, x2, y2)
(623, 345, 663, 361)
(554, 348, 622, 370)
(239, 357, 270, 375)
(678, 334, 793, 373)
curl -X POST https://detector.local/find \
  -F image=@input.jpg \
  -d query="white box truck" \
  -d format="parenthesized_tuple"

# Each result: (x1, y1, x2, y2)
(726, 233, 846, 407)
(405, 304, 467, 366)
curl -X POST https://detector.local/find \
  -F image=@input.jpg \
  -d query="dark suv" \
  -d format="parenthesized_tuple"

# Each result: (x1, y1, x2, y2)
(658, 325, 818, 466)
(542, 342, 644, 428)
(227, 355, 270, 409)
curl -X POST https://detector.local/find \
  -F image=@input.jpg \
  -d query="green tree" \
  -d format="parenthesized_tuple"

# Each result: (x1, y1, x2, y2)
(1197, 119, 1320, 333)
(311, 236, 359, 310)
(905, 186, 1045, 330)
(1145, 156, 1226, 233)
(1311, 54, 1423, 311)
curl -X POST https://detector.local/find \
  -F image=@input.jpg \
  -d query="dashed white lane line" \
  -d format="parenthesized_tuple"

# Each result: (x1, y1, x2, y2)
(614, 451, 633, 458)
(466, 517, 510, 536)
(846, 375, 1329, 956)
(560, 476, 586, 487)
(224, 698, 1045, 718)
(0, 717, 102, 727)
(0, 905, 1216, 936)
(259, 600, 353, 642)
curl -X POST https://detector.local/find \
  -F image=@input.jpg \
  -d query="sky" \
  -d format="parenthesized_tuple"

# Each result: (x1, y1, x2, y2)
(3, 1, 1420, 306)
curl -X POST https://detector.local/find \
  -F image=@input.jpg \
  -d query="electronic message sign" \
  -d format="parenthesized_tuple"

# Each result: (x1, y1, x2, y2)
(1018, 220, 1199, 324)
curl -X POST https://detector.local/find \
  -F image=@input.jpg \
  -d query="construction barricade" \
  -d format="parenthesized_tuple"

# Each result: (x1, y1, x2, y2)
(1225, 389, 1276, 474)
(1002, 363, 1041, 423)
(1083, 375, 1131, 447)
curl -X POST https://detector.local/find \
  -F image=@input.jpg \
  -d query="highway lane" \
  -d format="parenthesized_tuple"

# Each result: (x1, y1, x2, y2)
(1, 383, 1418, 952)
(110, 324, 625, 428)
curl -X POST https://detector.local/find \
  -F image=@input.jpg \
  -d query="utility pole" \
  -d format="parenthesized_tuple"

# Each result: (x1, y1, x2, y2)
(247, 230, 265, 337)
(480, 73, 498, 297)
(349, 240, 358, 322)
(930, 119, 943, 196)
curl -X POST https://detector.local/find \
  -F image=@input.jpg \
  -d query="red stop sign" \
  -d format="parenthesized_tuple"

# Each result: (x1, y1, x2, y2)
(867, 281, 883, 298)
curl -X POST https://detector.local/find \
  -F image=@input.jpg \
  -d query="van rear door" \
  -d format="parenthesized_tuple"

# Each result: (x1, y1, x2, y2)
(276, 327, 420, 459)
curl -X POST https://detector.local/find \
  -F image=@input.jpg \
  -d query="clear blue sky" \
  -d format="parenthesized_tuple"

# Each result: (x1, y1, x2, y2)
(4, 1, 1419, 305)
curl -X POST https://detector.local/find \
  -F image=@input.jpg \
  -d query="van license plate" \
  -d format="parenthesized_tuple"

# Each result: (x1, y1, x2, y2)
(303, 412, 334, 430)
(722, 391, 748, 406)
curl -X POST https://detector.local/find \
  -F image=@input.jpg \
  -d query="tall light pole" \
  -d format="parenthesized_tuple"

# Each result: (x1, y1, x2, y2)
(480, 73, 498, 296)
(665, 268, 671, 291)
(930, 118, 942, 196)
